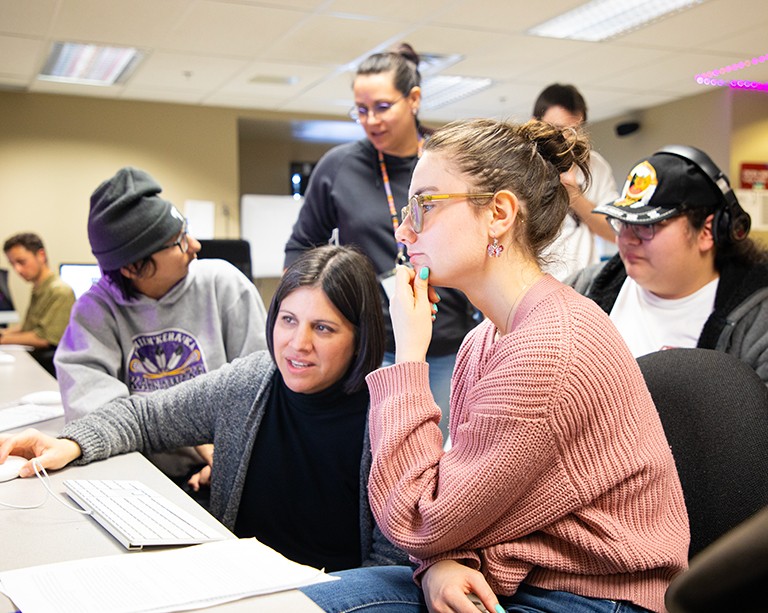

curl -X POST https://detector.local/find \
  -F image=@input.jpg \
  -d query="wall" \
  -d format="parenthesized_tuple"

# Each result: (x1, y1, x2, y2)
(0, 92, 334, 315)
(0, 92, 242, 315)
(2, 87, 767, 314)
(238, 123, 334, 196)
(589, 88, 734, 188)
(730, 89, 768, 183)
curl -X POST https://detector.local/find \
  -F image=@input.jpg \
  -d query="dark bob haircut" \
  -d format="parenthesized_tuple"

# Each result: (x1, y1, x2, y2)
(266, 245, 385, 394)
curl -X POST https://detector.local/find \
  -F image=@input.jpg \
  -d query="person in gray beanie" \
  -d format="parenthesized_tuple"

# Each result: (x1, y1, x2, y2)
(88, 167, 187, 272)
(54, 166, 268, 495)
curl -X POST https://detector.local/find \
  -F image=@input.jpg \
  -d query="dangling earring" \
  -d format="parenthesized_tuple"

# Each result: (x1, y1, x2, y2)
(487, 237, 503, 258)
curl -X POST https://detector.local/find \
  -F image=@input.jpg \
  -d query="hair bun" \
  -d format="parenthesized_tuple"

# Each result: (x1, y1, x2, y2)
(394, 42, 419, 66)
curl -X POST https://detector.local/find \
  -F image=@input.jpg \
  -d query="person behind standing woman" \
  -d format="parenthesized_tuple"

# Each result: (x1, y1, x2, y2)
(284, 43, 477, 440)
(301, 119, 689, 613)
(533, 83, 620, 280)
(1, 232, 75, 376)
(0, 246, 407, 572)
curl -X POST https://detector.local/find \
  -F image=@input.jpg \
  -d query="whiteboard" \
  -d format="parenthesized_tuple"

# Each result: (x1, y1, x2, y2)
(240, 194, 304, 278)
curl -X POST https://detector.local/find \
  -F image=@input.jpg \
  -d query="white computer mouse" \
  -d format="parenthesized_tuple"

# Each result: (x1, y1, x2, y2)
(19, 390, 62, 406)
(0, 351, 15, 364)
(0, 455, 27, 482)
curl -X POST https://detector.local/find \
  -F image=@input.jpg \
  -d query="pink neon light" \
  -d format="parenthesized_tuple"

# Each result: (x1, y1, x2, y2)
(695, 53, 768, 92)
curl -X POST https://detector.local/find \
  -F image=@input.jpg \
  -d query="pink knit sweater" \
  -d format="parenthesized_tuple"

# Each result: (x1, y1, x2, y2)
(366, 275, 689, 613)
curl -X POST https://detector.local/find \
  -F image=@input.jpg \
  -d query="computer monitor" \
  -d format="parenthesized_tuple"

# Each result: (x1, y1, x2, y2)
(59, 263, 102, 300)
(0, 268, 19, 325)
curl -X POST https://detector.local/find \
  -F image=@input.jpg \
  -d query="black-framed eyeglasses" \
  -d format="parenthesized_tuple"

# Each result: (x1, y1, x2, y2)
(348, 96, 404, 123)
(401, 193, 495, 233)
(607, 217, 675, 241)
(156, 222, 189, 255)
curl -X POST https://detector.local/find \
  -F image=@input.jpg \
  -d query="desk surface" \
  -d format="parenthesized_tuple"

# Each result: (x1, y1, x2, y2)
(0, 349, 323, 613)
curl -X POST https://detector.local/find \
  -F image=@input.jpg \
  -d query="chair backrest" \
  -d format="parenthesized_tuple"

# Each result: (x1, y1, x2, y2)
(197, 239, 252, 281)
(637, 348, 768, 558)
(665, 504, 768, 613)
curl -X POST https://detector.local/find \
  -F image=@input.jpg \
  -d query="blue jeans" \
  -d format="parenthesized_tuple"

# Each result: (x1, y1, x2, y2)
(382, 352, 456, 442)
(301, 566, 652, 613)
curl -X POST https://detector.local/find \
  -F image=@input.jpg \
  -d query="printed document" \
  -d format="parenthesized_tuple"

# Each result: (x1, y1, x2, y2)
(0, 537, 336, 613)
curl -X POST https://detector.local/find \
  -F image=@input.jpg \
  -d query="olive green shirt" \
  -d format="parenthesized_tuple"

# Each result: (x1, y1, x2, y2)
(22, 274, 76, 346)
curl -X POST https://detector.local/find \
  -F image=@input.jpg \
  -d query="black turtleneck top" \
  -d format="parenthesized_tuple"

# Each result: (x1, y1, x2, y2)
(234, 371, 369, 572)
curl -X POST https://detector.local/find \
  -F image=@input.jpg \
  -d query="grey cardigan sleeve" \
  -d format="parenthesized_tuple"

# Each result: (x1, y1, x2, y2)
(60, 352, 270, 464)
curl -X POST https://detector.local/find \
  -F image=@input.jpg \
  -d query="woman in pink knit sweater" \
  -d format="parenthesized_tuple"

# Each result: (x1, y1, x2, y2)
(302, 119, 689, 613)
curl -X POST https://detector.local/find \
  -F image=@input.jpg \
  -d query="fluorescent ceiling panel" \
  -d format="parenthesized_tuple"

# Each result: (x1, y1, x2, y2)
(421, 75, 493, 110)
(38, 42, 142, 86)
(528, 0, 706, 42)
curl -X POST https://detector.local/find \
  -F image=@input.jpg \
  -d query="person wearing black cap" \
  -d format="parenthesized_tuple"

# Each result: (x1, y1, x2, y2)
(569, 146, 768, 383)
(54, 167, 268, 485)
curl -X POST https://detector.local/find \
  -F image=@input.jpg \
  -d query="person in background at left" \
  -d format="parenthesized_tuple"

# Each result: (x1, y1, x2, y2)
(533, 83, 620, 280)
(1, 232, 75, 376)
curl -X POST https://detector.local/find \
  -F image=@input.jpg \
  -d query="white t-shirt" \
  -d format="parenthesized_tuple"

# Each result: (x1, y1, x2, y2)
(609, 277, 719, 358)
(543, 151, 619, 281)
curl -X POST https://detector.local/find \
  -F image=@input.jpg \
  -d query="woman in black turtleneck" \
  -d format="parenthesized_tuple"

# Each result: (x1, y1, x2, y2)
(1, 245, 408, 571)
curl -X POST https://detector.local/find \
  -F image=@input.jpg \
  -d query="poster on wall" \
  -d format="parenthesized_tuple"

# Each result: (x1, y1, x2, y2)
(184, 200, 216, 239)
(240, 195, 304, 278)
(740, 163, 768, 189)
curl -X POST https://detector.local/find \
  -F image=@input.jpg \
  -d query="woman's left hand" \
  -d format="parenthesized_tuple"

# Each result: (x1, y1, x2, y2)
(187, 464, 211, 492)
(422, 560, 502, 613)
(390, 265, 439, 363)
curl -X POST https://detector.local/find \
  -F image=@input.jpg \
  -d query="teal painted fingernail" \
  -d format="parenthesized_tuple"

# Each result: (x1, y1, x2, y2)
(431, 303, 438, 312)
(434, 291, 441, 301)
(420, 266, 429, 280)
(495, 605, 505, 613)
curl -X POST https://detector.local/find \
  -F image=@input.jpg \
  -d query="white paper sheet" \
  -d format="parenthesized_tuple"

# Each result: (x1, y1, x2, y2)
(0, 538, 337, 613)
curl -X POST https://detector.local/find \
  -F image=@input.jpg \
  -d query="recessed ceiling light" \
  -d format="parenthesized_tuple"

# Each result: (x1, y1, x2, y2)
(421, 75, 493, 110)
(248, 75, 300, 86)
(527, 0, 706, 42)
(38, 42, 142, 86)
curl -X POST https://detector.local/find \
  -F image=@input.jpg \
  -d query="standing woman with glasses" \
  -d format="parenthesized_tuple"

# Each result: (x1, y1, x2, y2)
(284, 43, 478, 441)
(55, 167, 268, 491)
(301, 119, 688, 613)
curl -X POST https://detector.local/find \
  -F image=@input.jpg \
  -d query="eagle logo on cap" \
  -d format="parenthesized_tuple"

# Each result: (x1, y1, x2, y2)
(614, 161, 659, 209)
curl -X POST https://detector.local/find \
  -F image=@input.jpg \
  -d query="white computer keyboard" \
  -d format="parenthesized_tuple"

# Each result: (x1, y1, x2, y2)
(63, 479, 227, 550)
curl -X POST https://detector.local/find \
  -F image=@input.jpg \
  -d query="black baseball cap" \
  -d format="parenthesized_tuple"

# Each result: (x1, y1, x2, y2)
(593, 151, 724, 224)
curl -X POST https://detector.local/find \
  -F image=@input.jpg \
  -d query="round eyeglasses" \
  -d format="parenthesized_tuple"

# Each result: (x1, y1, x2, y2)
(607, 217, 675, 241)
(348, 96, 404, 123)
(401, 193, 495, 233)
(155, 222, 190, 255)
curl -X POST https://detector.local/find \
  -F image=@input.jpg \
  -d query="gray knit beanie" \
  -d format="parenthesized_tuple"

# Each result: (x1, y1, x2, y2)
(88, 167, 185, 270)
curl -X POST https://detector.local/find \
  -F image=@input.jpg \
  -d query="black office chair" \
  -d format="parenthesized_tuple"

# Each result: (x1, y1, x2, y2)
(637, 348, 768, 559)
(666, 504, 768, 613)
(197, 239, 253, 281)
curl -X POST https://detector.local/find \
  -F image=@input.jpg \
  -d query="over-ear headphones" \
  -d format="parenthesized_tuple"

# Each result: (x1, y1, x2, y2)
(655, 145, 751, 245)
